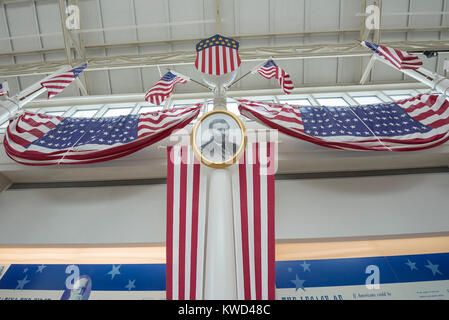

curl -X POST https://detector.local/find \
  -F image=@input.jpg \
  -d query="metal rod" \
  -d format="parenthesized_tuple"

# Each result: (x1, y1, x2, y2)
(189, 77, 212, 90)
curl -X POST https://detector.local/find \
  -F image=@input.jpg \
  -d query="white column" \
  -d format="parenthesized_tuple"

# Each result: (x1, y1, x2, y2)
(204, 168, 237, 299)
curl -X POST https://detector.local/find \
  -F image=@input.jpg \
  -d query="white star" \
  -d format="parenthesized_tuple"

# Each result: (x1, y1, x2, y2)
(15, 275, 30, 290)
(405, 259, 418, 271)
(36, 265, 47, 273)
(125, 279, 136, 291)
(107, 265, 121, 280)
(424, 260, 443, 276)
(300, 261, 311, 272)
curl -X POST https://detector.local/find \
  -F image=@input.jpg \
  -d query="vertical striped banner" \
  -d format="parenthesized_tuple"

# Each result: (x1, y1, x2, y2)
(232, 142, 276, 300)
(166, 145, 207, 300)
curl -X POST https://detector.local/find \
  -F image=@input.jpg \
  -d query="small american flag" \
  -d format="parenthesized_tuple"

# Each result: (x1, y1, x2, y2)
(41, 63, 87, 99)
(195, 34, 241, 76)
(254, 60, 294, 95)
(145, 71, 188, 105)
(3, 105, 201, 165)
(362, 41, 423, 70)
(238, 94, 449, 151)
(0, 81, 8, 97)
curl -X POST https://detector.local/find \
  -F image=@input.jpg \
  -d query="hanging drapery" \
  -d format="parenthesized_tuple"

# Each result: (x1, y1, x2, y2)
(165, 145, 208, 300)
(3, 105, 201, 165)
(238, 94, 449, 151)
(231, 141, 276, 300)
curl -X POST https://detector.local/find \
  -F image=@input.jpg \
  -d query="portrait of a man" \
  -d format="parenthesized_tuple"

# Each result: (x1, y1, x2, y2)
(200, 118, 238, 163)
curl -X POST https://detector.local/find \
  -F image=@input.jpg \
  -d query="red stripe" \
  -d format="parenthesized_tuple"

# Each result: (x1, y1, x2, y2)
(238, 151, 251, 299)
(222, 46, 228, 74)
(229, 47, 235, 72)
(266, 142, 276, 300)
(215, 46, 220, 75)
(252, 143, 262, 300)
(178, 146, 188, 300)
(189, 156, 200, 300)
(201, 50, 206, 73)
(166, 146, 174, 300)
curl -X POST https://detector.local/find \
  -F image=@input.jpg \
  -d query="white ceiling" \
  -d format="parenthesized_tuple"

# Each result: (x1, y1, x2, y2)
(0, 0, 448, 100)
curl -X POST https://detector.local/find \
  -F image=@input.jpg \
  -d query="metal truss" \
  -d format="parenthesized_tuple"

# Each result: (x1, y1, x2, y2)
(1, 40, 449, 78)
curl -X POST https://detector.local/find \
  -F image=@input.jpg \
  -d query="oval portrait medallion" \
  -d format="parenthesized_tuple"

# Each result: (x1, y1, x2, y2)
(191, 110, 246, 168)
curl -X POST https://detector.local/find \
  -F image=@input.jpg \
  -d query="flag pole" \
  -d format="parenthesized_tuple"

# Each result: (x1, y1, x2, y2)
(356, 40, 449, 96)
(0, 65, 75, 125)
(167, 68, 212, 91)
(226, 58, 271, 89)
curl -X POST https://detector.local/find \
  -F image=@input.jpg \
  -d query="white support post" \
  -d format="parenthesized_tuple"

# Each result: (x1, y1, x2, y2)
(374, 57, 449, 96)
(0, 173, 12, 193)
(203, 84, 238, 300)
(359, 54, 377, 85)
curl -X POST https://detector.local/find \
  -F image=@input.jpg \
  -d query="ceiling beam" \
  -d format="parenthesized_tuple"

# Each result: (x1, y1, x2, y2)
(22, 81, 428, 109)
(1, 26, 449, 58)
(1, 40, 448, 78)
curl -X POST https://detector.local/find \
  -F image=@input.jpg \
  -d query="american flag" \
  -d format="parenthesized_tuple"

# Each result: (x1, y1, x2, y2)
(195, 34, 241, 76)
(166, 145, 207, 300)
(254, 60, 294, 95)
(232, 142, 276, 300)
(41, 63, 87, 99)
(145, 71, 188, 105)
(0, 81, 8, 97)
(3, 105, 201, 165)
(362, 41, 423, 70)
(238, 94, 449, 151)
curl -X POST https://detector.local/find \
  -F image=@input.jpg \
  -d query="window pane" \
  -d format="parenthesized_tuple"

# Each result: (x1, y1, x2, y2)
(316, 97, 349, 107)
(138, 106, 163, 113)
(45, 111, 65, 116)
(72, 110, 97, 118)
(279, 99, 311, 106)
(103, 107, 132, 117)
(389, 94, 412, 101)
(352, 96, 382, 105)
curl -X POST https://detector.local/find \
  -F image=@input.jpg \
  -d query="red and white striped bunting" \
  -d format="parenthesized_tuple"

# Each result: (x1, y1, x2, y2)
(232, 141, 276, 300)
(166, 145, 207, 300)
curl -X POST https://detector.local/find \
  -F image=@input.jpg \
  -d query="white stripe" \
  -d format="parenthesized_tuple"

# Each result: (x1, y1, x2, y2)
(259, 142, 269, 299)
(225, 47, 232, 73)
(231, 164, 245, 300)
(214, 46, 219, 75)
(204, 49, 210, 74)
(184, 147, 193, 299)
(232, 48, 239, 70)
(197, 50, 203, 72)
(171, 145, 181, 300)
(218, 46, 224, 75)
(196, 163, 207, 299)
(245, 142, 256, 299)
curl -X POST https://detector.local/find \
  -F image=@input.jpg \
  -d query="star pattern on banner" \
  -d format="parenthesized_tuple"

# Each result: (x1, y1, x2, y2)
(125, 279, 136, 291)
(405, 259, 418, 271)
(36, 265, 47, 273)
(107, 265, 121, 280)
(300, 261, 311, 272)
(290, 274, 306, 292)
(424, 260, 443, 276)
(15, 275, 30, 290)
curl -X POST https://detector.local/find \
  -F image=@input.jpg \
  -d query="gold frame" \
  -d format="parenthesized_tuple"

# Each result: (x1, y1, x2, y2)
(191, 110, 247, 169)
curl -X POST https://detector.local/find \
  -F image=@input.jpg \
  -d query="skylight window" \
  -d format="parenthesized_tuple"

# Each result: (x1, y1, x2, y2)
(316, 97, 349, 107)
(279, 99, 311, 106)
(103, 107, 132, 117)
(389, 94, 412, 101)
(352, 96, 382, 105)
(72, 109, 98, 118)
